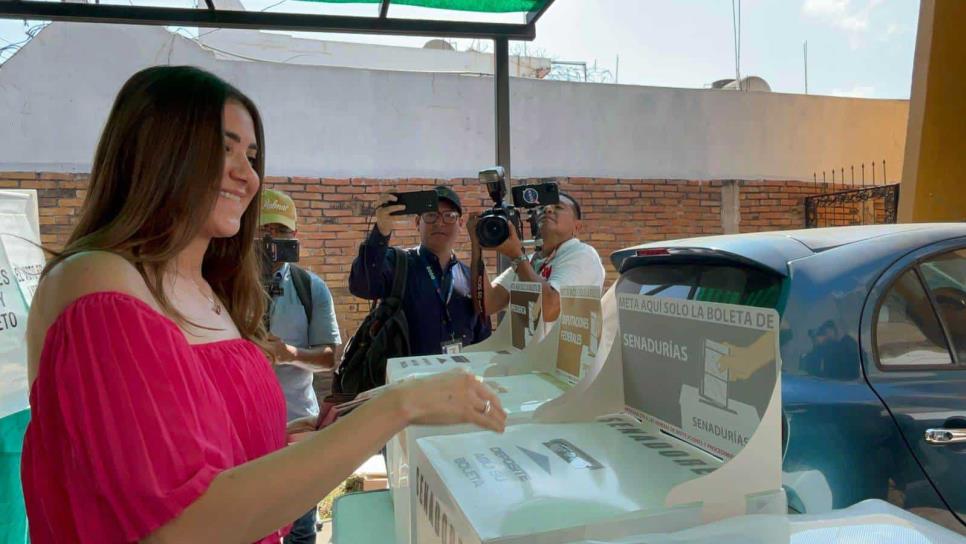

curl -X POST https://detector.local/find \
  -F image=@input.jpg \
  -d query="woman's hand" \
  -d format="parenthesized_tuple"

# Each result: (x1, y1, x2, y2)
(389, 371, 507, 433)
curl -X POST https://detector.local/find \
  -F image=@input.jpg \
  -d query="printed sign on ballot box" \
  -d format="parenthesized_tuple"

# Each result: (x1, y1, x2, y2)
(509, 282, 542, 350)
(617, 294, 779, 460)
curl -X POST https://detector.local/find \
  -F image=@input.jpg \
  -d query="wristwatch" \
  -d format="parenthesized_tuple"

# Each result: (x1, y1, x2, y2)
(510, 254, 529, 272)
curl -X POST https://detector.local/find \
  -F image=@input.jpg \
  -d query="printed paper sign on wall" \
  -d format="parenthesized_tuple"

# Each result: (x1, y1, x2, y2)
(0, 192, 45, 417)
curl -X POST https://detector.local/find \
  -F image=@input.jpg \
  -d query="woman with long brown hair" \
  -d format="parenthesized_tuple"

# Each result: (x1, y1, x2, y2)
(21, 65, 505, 543)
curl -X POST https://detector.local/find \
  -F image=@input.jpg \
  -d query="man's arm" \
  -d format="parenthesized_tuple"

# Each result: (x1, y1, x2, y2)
(492, 227, 561, 321)
(275, 344, 336, 372)
(270, 271, 344, 371)
(267, 338, 335, 372)
(528, 242, 605, 322)
(300, 345, 336, 368)
(348, 194, 405, 300)
(348, 227, 394, 300)
(480, 262, 512, 317)
(486, 281, 511, 317)
(512, 259, 561, 322)
(303, 273, 342, 371)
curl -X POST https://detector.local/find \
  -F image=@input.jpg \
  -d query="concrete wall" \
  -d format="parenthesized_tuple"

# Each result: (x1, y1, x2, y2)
(0, 22, 909, 181)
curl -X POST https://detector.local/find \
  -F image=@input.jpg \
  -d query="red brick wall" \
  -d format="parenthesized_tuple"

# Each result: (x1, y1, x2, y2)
(3, 172, 842, 343)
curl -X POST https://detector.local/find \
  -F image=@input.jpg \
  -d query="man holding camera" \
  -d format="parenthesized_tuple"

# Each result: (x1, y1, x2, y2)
(259, 189, 341, 544)
(470, 192, 605, 324)
(348, 186, 490, 356)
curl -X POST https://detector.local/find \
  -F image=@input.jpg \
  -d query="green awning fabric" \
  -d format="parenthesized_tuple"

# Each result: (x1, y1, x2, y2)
(0, 409, 29, 544)
(299, 0, 547, 13)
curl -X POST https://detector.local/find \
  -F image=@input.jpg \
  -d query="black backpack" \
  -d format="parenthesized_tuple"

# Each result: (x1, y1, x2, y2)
(289, 264, 313, 324)
(331, 248, 411, 399)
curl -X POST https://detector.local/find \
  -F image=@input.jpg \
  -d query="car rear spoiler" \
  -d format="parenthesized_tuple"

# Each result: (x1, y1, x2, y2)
(611, 246, 791, 277)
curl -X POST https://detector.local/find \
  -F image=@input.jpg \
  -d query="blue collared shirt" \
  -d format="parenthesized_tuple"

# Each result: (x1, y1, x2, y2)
(348, 227, 491, 356)
(269, 263, 341, 421)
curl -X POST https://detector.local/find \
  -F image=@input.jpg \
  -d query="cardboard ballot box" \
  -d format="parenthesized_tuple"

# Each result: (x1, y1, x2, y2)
(390, 285, 606, 544)
(386, 282, 545, 383)
(411, 293, 786, 544)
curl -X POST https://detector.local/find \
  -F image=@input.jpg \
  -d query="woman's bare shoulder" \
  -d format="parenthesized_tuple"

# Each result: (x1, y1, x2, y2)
(31, 251, 160, 333)
(27, 251, 162, 381)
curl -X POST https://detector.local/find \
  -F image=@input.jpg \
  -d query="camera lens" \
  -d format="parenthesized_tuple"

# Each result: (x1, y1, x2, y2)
(477, 214, 510, 248)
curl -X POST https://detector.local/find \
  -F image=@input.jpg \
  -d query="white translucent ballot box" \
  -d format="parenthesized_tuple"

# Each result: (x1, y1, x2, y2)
(562, 499, 966, 544)
(411, 294, 787, 544)
(390, 285, 607, 544)
(386, 281, 546, 383)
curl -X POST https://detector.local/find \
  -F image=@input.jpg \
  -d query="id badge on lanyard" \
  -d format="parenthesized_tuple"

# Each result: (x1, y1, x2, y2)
(435, 275, 461, 354)
(441, 338, 462, 354)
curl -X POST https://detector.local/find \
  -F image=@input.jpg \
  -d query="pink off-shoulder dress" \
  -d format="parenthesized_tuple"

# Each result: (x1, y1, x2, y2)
(21, 292, 290, 543)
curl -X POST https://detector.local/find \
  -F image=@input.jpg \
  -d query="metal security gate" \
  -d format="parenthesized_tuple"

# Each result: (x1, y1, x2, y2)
(804, 183, 900, 228)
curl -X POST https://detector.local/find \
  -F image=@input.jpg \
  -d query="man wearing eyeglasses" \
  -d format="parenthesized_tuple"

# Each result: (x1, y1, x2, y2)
(349, 186, 491, 356)
(469, 192, 605, 325)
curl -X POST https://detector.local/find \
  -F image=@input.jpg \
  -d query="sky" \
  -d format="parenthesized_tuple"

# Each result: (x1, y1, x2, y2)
(0, 0, 921, 99)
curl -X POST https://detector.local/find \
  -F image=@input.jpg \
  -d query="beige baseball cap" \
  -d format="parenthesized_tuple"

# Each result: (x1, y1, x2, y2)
(259, 188, 297, 231)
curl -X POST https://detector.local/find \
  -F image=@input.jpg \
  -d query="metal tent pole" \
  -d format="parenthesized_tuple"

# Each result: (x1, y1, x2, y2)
(494, 37, 512, 276)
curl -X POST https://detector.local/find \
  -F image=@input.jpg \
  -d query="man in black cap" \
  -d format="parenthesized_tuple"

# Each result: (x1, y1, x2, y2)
(349, 186, 491, 356)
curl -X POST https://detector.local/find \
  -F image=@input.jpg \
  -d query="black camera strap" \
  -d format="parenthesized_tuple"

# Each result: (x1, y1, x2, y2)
(470, 241, 485, 316)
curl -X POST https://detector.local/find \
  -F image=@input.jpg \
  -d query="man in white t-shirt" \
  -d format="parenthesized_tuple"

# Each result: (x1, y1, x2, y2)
(468, 192, 605, 324)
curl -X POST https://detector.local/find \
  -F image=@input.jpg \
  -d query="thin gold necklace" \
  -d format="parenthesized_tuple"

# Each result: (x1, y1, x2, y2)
(178, 273, 223, 316)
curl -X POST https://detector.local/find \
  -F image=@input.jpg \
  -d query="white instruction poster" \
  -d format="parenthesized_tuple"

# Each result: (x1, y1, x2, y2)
(618, 294, 779, 460)
(0, 191, 45, 417)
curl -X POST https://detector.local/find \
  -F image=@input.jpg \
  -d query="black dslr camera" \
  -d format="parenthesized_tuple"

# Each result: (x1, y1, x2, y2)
(475, 167, 560, 248)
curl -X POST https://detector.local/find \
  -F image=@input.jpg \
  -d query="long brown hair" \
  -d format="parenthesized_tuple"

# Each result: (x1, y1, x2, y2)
(44, 65, 268, 346)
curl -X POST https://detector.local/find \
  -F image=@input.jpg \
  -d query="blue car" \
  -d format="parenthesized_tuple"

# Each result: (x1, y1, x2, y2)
(611, 224, 966, 534)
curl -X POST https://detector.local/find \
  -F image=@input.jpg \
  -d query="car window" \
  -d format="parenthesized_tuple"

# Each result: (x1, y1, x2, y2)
(617, 263, 782, 309)
(876, 269, 953, 367)
(619, 264, 697, 297)
(695, 266, 782, 308)
(918, 249, 966, 362)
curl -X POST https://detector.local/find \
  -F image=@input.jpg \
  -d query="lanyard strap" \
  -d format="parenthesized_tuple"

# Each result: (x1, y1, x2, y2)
(534, 255, 553, 278)
(418, 247, 455, 307)
(534, 241, 564, 278)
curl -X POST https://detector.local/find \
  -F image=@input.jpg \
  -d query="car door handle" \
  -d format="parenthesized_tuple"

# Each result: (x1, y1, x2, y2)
(924, 428, 966, 444)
